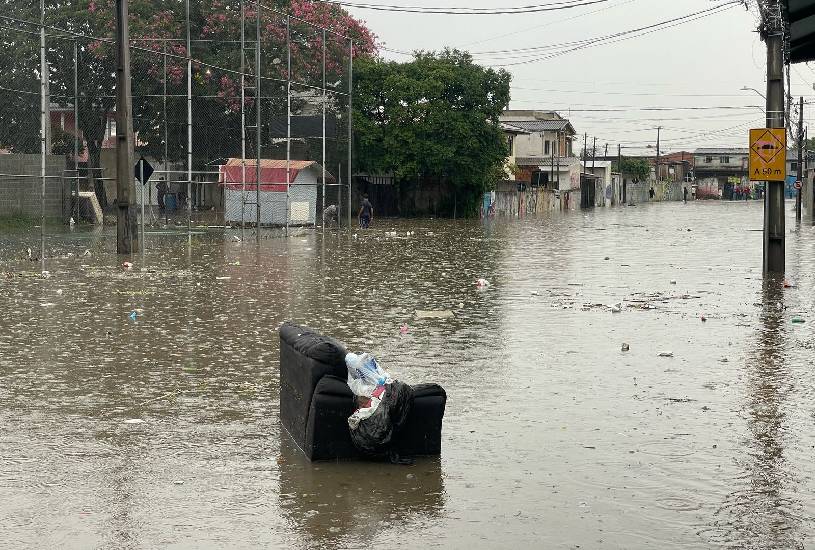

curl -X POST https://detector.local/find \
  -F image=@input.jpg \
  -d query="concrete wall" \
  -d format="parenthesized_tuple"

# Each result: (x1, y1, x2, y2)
(493, 186, 581, 216)
(0, 154, 67, 219)
(627, 180, 688, 203)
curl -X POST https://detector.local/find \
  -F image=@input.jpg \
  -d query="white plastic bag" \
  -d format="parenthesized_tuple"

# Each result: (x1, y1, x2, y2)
(345, 352, 393, 430)
(345, 352, 392, 398)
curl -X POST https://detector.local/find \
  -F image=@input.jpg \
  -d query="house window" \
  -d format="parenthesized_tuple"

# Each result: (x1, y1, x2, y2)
(544, 140, 550, 155)
(507, 135, 514, 155)
(720, 156, 730, 164)
(791, 162, 798, 172)
(705, 156, 713, 164)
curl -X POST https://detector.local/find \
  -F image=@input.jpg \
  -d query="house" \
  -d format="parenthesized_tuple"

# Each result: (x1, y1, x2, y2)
(501, 122, 530, 181)
(657, 151, 694, 183)
(219, 158, 334, 226)
(500, 111, 578, 189)
(693, 148, 749, 198)
(500, 110, 576, 159)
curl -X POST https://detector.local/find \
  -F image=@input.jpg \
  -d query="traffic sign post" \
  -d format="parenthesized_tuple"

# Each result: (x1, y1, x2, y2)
(134, 157, 154, 267)
(749, 128, 787, 182)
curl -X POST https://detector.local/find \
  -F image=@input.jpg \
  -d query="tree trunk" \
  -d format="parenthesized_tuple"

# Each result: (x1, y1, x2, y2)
(87, 138, 107, 209)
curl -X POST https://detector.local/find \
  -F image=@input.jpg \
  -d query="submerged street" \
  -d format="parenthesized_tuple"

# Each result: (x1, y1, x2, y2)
(1, 201, 814, 549)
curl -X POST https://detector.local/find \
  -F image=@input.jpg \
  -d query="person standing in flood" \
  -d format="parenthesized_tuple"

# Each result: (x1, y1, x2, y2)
(358, 195, 374, 229)
(156, 177, 168, 210)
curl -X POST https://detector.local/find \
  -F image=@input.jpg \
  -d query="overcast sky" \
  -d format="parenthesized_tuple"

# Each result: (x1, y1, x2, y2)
(342, 0, 815, 154)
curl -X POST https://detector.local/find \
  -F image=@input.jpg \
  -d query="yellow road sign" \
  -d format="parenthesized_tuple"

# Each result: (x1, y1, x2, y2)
(749, 128, 786, 182)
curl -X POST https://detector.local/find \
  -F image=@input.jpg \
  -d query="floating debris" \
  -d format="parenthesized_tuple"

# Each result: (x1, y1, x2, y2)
(415, 310, 455, 320)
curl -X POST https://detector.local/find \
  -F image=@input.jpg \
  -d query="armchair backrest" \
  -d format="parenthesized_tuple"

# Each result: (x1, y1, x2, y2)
(279, 322, 348, 451)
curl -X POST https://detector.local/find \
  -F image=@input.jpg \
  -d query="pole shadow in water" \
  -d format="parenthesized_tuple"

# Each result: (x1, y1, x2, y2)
(708, 278, 805, 549)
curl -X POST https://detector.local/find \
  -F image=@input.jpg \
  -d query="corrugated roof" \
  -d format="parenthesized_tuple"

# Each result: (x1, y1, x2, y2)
(225, 158, 320, 170)
(694, 148, 749, 155)
(507, 120, 573, 133)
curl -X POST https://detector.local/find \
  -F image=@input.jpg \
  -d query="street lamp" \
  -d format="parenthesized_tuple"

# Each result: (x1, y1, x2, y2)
(741, 86, 766, 100)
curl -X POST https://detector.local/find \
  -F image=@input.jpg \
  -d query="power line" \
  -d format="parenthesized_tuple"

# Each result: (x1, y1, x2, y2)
(460, 0, 637, 48)
(484, 2, 740, 66)
(328, 0, 610, 15)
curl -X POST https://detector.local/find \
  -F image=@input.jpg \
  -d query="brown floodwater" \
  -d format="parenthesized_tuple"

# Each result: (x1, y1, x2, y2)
(1, 201, 815, 549)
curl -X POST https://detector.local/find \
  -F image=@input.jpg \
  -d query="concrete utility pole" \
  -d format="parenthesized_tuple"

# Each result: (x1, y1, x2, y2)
(763, 2, 785, 274)
(592, 136, 597, 173)
(582, 133, 588, 175)
(618, 143, 624, 205)
(797, 95, 803, 221)
(115, 0, 137, 254)
(655, 126, 662, 183)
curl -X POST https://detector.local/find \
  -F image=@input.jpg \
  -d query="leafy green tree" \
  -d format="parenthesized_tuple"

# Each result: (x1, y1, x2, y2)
(353, 50, 511, 216)
(614, 157, 651, 183)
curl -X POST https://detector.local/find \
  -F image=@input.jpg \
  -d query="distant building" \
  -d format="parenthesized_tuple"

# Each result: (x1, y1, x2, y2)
(693, 148, 749, 183)
(500, 110, 577, 190)
(219, 159, 334, 226)
(501, 122, 530, 181)
(500, 110, 576, 158)
(692, 148, 749, 198)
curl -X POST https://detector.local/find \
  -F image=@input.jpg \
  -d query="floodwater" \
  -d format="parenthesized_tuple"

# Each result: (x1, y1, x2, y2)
(1, 201, 815, 549)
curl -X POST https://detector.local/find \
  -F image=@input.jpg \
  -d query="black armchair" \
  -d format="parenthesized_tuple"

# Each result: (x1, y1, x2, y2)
(279, 322, 447, 461)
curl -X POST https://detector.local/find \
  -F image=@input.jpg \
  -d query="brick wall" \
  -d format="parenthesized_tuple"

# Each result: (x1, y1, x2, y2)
(0, 154, 67, 219)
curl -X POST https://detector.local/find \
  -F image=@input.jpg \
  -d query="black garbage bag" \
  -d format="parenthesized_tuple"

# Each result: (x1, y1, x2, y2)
(349, 381, 414, 455)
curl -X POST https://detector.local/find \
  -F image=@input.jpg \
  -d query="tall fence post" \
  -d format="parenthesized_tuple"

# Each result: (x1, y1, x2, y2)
(255, 1, 262, 236)
(322, 28, 326, 230)
(39, 0, 47, 270)
(185, 0, 193, 236)
(286, 15, 291, 237)
(348, 38, 353, 230)
(240, 0, 247, 235)
(73, 40, 79, 223)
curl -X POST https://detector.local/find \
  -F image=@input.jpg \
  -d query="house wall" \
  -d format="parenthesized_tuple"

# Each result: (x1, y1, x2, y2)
(224, 168, 318, 225)
(693, 154, 748, 172)
(0, 154, 67, 219)
(513, 131, 564, 158)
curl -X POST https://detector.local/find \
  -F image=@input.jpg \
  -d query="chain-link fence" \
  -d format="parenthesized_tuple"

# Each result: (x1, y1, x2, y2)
(0, 1, 357, 269)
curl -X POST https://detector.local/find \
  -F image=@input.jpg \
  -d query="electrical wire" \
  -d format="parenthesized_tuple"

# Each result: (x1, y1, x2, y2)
(483, 2, 740, 65)
(326, 0, 610, 15)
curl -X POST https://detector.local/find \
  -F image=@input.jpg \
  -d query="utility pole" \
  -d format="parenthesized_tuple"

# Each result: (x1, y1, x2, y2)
(797, 95, 803, 221)
(115, 0, 137, 254)
(655, 126, 662, 183)
(592, 136, 597, 173)
(618, 143, 624, 205)
(582, 133, 588, 175)
(763, 1, 785, 274)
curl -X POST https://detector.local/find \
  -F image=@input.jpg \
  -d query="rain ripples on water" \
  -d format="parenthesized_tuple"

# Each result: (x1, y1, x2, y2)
(1, 201, 815, 548)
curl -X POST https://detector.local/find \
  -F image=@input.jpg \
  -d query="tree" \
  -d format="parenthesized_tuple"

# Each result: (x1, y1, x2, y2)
(614, 157, 650, 183)
(353, 50, 511, 216)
